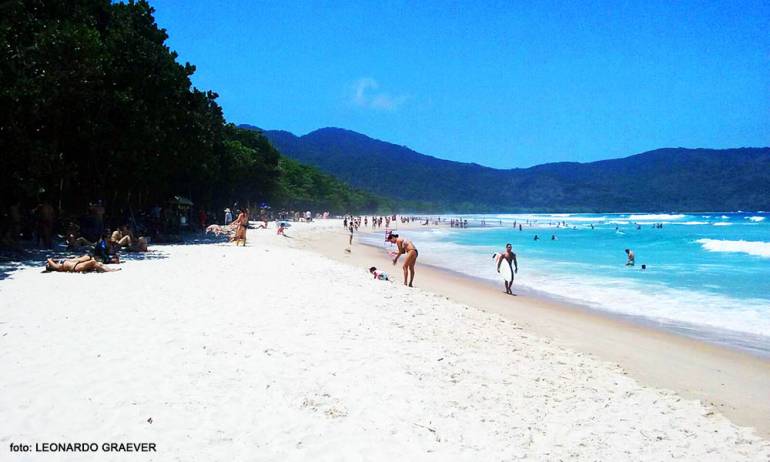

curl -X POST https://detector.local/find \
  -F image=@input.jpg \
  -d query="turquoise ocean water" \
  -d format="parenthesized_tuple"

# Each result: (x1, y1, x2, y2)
(363, 212, 770, 355)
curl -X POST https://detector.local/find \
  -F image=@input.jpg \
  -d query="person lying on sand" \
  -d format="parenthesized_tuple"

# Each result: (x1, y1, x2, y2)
(110, 226, 148, 252)
(44, 255, 120, 273)
(206, 223, 235, 237)
(125, 228, 148, 252)
(386, 232, 418, 287)
(66, 233, 95, 250)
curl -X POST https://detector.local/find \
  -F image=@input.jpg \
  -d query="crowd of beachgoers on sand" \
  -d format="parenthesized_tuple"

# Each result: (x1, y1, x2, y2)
(0, 201, 672, 284)
(6, 199, 657, 290)
(3, 205, 770, 459)
(0, 195, 356, 274)
(0, 194, 436, 278)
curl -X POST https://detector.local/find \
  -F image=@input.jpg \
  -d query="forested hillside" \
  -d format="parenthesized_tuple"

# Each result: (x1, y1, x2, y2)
(260, 127, 770, 212)
(0, 0, 389, 226)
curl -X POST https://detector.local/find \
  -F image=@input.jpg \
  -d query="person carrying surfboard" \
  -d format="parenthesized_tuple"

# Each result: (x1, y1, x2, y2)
(496, 243, 518, 295)
(386, 232, 418, 287)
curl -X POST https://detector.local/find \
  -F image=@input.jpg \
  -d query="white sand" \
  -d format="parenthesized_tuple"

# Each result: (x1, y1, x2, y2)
(1, 220, 768, 461)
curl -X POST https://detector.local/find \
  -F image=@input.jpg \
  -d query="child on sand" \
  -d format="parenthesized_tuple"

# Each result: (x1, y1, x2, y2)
(369, 267, 389, 281)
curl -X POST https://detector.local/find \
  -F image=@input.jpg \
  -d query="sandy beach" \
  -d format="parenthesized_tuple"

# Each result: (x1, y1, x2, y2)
(309, 220, 770, 436)
(1, 219, 769, 461)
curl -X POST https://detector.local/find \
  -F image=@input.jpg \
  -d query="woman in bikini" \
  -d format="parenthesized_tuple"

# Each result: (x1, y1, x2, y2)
(386, 232, 418, 287)
(44, 255, 120, 273)
(233, 209, 249, 246)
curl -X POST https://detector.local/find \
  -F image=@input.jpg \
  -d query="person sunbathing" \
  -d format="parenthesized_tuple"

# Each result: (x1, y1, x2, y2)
(131, 235, 149, 252)
(66, 233, 95, 250)
(111, 227, 132, 248)
(123, 225, 149, 252)
(111, 226, 148, 252)
(94, 232, 120, 263)
(44, 255, 120, 273)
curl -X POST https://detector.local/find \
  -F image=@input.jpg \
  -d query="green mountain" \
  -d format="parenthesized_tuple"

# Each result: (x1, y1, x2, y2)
(273, 155, 393, 213)
(249, 126, 770, 212)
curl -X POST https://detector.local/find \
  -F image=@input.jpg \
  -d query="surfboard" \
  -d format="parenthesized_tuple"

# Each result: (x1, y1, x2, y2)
(493, 253, 513, 282)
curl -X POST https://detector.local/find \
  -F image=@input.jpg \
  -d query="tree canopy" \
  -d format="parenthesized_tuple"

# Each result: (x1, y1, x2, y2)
(0, 0, 389, 222)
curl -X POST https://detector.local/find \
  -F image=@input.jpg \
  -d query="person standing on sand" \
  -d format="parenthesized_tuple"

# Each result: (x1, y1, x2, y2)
(348, 223, 354, 246)
(233, 209, 249, 246)
(34, 199, 55, 248)
(387, 232, 418, 287)
(496, 243, 518, 295)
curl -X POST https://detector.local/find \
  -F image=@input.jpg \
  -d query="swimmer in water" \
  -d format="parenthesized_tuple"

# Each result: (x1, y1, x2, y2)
(625, 248, 635, 266)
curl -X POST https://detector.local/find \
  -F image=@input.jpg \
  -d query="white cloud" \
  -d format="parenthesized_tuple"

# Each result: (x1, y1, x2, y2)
(351, 78, 407, 111)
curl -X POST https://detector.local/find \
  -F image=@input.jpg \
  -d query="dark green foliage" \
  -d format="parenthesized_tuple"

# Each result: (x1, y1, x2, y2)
(273, 156, 393, 213)
(263, 127, 770, 212)
(0, 1, 383, 218)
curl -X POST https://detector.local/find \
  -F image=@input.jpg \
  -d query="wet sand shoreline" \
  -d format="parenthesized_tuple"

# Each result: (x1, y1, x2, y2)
(294, 222, 770, 436)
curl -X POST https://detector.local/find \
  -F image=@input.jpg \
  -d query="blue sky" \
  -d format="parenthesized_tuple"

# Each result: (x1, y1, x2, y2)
(151, 0, 770, 168)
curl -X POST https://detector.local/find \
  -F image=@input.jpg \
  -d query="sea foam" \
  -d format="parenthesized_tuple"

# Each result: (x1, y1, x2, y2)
(362, 215, 770, 351)
(405, 236, 770, 338)
(696, 239, 770, 258)
(628, 214, 686, 221)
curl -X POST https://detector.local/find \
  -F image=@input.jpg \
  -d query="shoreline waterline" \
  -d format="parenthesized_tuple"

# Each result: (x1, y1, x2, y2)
(361, 212, 770, 355)
(297, 221, 770, 436)
(360, 236, 770, 359)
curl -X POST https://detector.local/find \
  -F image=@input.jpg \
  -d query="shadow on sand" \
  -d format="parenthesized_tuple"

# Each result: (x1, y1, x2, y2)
(0, 232, 228, 281)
